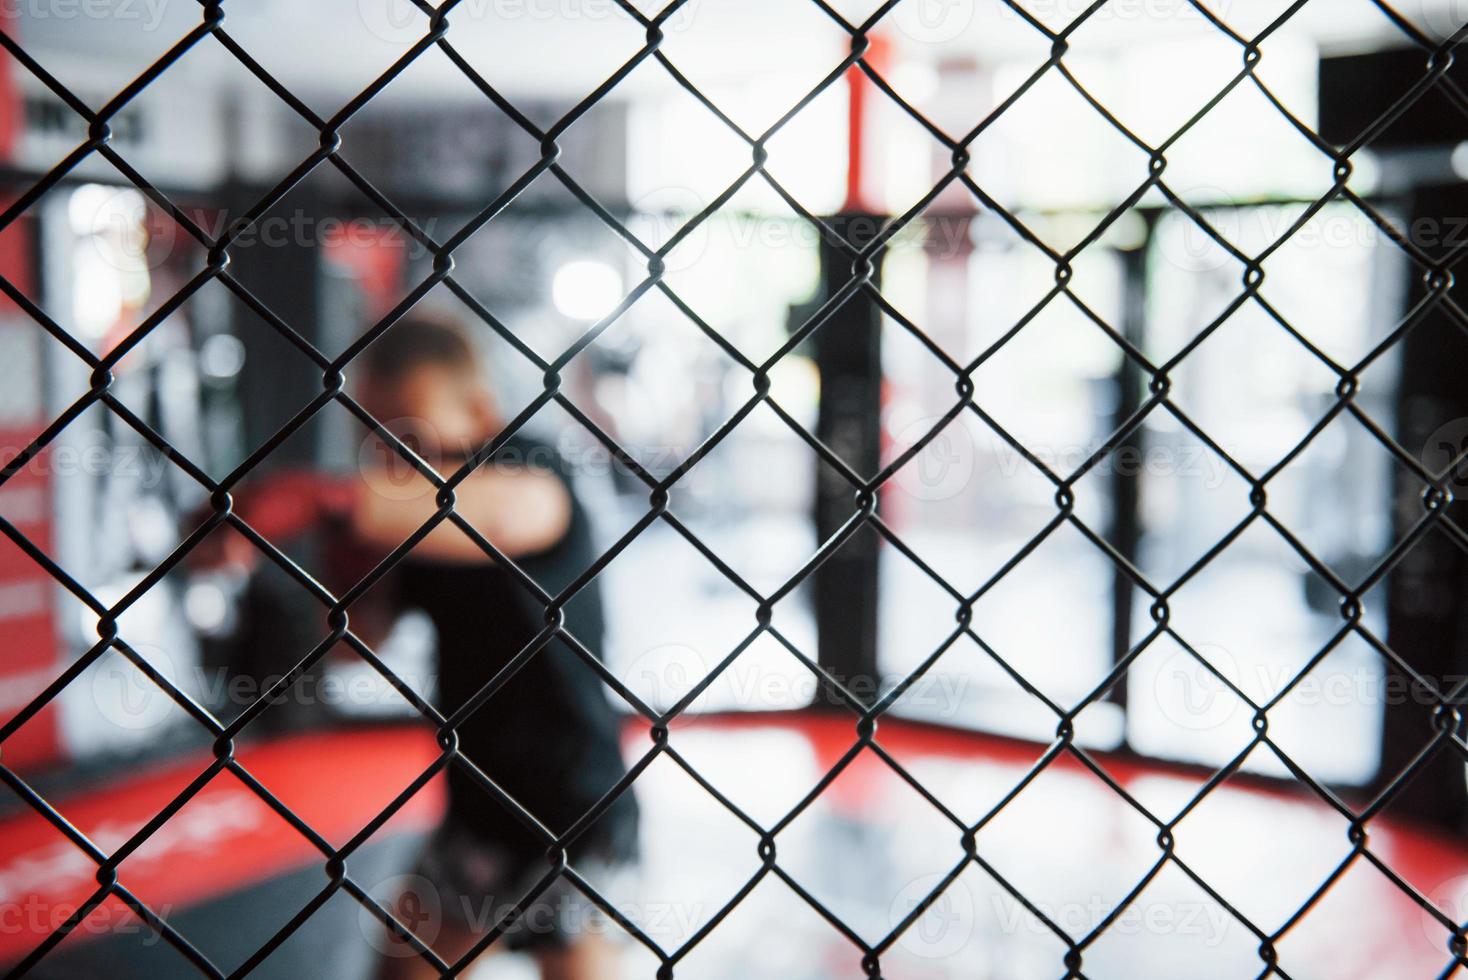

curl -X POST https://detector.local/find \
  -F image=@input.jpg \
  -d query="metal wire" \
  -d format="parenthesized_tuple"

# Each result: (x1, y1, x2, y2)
(0, 0, 1466, 977)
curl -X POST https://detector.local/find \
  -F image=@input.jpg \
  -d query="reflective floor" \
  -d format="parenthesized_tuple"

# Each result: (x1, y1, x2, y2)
(3, 717, 1465, 979)
(606, 715, 1468, 980)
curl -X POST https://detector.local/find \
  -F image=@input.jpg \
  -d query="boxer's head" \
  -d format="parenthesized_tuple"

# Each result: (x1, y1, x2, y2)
(358, 312, 500, 458)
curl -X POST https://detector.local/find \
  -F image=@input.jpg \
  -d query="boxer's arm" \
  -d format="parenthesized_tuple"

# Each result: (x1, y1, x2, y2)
(352, 463, 572, 562)
(189, 470, 355, 572)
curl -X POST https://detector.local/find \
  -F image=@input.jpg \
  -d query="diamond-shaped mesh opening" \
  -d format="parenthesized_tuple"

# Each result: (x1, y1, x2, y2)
(1063, 15, 1244, 150)
(1125, 416, 1254, 584)
(966, 64, 1153, 220)
(1261, 630, 1389, 786)
(1164, 76, 1334, 205)
(776, 746, 963, 945)
(1125, 631, 1259, 769)
(666, 399, 830, 592)
(46, 894, 208, 974)
(441, 2, 650, 133)
(879, 411, 1068, 593)
(969, 521, 1118, 706)
(1259, 205, 1419, 366)
(1172, 755, 1355, 931)
(616, 750, 763, 945)
(656, 184, 824, 365)
(600, 530, 770, 714)
(656, 0, 850, 139)
(969, 289, 1128, 458)
(116, 773, 325, 969)
(1264, 411, 1406, 583)
(1164, 298, 1345, 470)
(1275, 854, 1442, 972)
(218, 0, 432, 120)
(18, 6, 209, 115)
(1080, 859, 1261, 976)
(655, 719, 823, 830)
(974, 755, 1164, 936)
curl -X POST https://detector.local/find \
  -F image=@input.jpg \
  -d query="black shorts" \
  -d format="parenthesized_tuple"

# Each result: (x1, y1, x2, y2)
(410, 803, 639, 952)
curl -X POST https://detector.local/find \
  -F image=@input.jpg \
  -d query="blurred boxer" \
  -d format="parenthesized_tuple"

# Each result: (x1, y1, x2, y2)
(210, 312, 636, 979)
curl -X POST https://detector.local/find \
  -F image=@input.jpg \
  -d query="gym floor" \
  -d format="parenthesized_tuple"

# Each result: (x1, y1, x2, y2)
(4, 715, 1463, 979)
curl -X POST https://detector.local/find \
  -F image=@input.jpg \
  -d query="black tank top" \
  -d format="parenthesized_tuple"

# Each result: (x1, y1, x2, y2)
(395, 434, 636, 854)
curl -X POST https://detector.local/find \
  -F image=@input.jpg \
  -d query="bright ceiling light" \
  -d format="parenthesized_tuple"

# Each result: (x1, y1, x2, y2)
(552, 259, 624, 321)
(1452, 141, 1468, 182)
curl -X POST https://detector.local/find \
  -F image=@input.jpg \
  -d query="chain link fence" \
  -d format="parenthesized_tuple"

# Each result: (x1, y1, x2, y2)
(1, 0, 1467, 976)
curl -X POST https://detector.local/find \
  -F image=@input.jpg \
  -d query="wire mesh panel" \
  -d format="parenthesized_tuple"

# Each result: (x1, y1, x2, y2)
(1, 0, 1467, 977)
